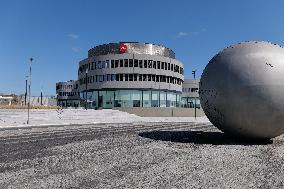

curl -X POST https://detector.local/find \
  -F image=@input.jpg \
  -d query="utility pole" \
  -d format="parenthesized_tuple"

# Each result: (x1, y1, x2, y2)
(40, 84, 43, 106)
(25, 76, 28, 106)
(40, 90, 43, 106)
(27, 57, 33, 124)
(192, 70, 197, 120)
(85, 68, 88, 110)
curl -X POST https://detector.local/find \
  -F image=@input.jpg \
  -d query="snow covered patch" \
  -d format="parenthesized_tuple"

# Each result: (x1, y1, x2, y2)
(0, 109, 209, 128)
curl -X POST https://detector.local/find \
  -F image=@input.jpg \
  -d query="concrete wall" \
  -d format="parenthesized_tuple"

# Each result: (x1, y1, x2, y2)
(113, 107, 205, 117)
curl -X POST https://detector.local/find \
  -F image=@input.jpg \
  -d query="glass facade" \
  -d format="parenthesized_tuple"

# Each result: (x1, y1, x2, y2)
(80, 90, 182, 109)
(181, 97, 201, 108)
(58, 100, 80, 108)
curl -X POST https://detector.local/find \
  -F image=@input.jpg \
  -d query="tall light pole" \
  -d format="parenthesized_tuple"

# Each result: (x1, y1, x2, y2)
(85, 68, 88, 110)
(27, 57, 33, 124)
(40, 85, 43, 106)
(192, 70, 197, 120)
(25, 76, 28, 106)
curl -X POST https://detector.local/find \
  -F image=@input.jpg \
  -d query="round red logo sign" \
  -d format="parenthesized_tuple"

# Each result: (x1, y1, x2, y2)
(119, 44, 127, 53)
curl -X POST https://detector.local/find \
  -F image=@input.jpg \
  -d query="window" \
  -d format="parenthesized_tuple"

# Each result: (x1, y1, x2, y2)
(125, 74, 129, 81)
(153, 61, 156, 69)
(139, 74, 142, 81)
(134, 59, 138, 67)
(124, 59, 128, 67)
(106, 60, 109, 68)
(91, 62, 94, 70)
(120, 59, 123, 67)
(171, 64, 173, 71)
(120, 74, 123, 81)
(111, 60, 114, 68)
(148, 74, 151, 81)
(156, 75, 159, 82)
(161, 62, 164, 69)
(111, 74, 115, 81)
(99, 75, 103, 82)
(115, 74, 119, 81)
(144, 60, 147, 68)
(151, 91, 159, 107)
(152, 75, 155, 82)
(148, 60, 152, 68)
(191, 88, 198, 92)
(134, 74, 137, 81)
(157, 61, 160, 69)
(129, 74, 133, 81)
(143, 74, 147, 81)
(115, 60, 119, 68)
(165, 62, 167, 70)
(107, 74, 111, 81)
(88, 63, 90, 70)
(139, 60, 143, 68)
(96, 75, 98, 82)
(129, 59, 133, 67)
(98, 61, 101, 69)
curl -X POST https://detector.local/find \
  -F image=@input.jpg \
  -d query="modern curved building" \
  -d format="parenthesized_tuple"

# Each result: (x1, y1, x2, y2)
(77, 42, 184, 109)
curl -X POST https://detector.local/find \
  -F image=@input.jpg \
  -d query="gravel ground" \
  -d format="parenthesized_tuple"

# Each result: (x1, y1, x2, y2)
(0, 123, 283, 189)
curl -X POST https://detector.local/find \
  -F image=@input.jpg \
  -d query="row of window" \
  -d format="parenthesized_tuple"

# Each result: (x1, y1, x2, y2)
(79, 59, 184, 74)
(58, 100, 80, 108)
(58, 92, 80, 97)
(56, 84, 78, 90)
(79, 74, 183, 85)
(81, 90, 181, 108)
(181, 97, 201, 108)
(182, 88, 199, 93)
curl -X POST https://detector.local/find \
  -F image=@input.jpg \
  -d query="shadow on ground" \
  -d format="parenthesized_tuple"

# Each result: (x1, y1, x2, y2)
(139, 130, 273, 145)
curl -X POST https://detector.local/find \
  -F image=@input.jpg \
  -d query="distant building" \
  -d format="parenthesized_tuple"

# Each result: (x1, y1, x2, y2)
(19, 95, 57, 106)
(56, 80, 80, 108)
(181, 79, 200, 108)
(0, 96, 13, 106)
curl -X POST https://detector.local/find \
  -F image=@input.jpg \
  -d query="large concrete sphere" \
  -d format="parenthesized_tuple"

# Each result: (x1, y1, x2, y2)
(200, 41, 284, 139)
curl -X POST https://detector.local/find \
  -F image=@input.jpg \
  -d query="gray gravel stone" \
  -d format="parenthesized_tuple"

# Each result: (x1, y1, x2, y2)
(0, 123, 283, 189)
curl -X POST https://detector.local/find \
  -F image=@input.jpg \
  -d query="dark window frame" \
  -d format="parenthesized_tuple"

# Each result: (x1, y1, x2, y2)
(124, 59, 129, 67)
(134, 59, 138, 67)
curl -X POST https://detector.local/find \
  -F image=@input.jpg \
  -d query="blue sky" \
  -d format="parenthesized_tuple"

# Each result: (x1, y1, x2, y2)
(1, 0, 284, 95)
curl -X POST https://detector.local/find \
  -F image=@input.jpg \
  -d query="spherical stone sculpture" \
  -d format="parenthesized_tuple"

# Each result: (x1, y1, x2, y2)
(200, 41, 284, 139)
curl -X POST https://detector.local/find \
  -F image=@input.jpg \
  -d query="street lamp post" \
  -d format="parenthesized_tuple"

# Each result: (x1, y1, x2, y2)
(27, 57, 33, 124)
(85, 68, 88, 110)
(192, 70, 197, 120)
(25, 76, 28, 106)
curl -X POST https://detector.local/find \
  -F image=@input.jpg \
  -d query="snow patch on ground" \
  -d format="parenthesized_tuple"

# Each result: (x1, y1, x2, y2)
(0, 109, 210, 128)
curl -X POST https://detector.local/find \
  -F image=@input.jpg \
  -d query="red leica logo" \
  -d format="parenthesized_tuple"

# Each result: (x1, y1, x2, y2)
(119, 44, 127, 53)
